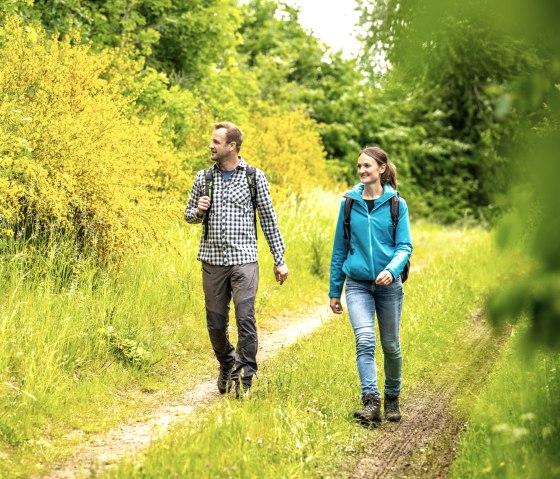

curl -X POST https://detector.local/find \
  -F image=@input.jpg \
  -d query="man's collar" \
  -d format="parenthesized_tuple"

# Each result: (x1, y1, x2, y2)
(213, 156, 245, 171)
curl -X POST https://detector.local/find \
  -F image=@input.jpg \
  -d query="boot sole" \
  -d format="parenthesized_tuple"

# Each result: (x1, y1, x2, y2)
(217, 380, 233, 394)
(354, 413, 382, 428)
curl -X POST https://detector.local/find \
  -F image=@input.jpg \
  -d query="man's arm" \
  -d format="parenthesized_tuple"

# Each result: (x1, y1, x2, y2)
(184, 171, 205, 224)
(254, 170, 288, 284)
(254, 170, 286, 266)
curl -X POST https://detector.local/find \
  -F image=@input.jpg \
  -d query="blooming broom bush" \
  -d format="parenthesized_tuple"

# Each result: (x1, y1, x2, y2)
(0, 17, 334, 261)
(0, 18, 182, 259)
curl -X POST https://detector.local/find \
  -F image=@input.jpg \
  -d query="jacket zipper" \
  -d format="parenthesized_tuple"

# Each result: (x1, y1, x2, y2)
(366, 205, 375, 278)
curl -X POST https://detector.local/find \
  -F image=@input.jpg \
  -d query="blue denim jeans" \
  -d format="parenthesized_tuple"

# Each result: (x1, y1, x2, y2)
(345, 277, 404, 398)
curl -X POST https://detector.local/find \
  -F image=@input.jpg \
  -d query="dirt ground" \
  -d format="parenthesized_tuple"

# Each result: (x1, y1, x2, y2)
(41, 306, 509, 479)
(40, 305, 331, 479)
(346, 313, 511, 479)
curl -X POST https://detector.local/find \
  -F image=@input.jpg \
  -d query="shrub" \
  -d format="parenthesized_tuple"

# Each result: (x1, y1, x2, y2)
(0, 18, 181, 259)
(242, 109, 331, 202)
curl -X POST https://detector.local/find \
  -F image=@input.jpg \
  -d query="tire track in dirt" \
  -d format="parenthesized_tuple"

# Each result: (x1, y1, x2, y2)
(41, 304, 333, 479)
(349, 313, 511, 479)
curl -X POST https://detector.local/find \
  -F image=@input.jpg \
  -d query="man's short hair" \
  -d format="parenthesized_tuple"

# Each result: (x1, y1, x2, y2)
(214, 122, 243, 153)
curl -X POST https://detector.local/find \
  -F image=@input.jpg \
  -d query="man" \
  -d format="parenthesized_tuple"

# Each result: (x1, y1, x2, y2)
(184, 122, 289, 399)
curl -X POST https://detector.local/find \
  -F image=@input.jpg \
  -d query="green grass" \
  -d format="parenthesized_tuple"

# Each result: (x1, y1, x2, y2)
(105, 224, 513, 478)
(0, 191, 338, 478)
(4, 195, 553, 479)
(450, 322, 560, 479)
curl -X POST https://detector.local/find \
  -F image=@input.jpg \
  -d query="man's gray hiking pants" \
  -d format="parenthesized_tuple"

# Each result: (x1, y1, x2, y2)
(202, 261, 259, 387)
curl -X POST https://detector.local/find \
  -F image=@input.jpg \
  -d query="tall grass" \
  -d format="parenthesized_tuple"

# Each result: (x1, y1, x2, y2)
(450, 322, 560, 479)
(106, 224, 511, 478)
(0, 191, 338, 477)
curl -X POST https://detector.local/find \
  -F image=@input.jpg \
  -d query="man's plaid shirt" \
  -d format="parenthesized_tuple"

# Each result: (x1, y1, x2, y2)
(184, 158, 286, 266)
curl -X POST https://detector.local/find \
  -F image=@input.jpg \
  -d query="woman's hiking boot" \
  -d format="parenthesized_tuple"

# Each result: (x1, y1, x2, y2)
(217, 365, 233, 394)
(354, 393, 381, 426)
(384, 393, 401, 422)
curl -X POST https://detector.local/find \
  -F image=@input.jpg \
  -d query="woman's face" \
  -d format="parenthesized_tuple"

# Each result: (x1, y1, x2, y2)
(357, 153, 385, 185)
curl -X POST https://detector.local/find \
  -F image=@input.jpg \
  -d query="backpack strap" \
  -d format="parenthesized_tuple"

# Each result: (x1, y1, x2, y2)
(389, 192, 411, 282)
(246, 165, 258, 240)
(203, 168, 213, 241)
(390, 193, 400, 243)
(343, 196, 355, 254)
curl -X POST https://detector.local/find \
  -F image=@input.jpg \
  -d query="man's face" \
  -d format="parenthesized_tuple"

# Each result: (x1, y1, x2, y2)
(209, 128, 233, 161)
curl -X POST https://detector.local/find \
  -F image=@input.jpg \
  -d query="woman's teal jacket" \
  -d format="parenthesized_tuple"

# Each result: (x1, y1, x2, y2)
(329, 183, 413, 298)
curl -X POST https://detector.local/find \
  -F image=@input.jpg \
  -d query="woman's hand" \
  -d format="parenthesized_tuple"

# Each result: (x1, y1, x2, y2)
(330, 298, 343, 315)
(375, 270, 394, 286)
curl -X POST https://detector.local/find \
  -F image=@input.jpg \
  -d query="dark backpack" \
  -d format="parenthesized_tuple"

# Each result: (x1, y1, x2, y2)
(343, 194, 411, 283)
(203, 165, 258, 241)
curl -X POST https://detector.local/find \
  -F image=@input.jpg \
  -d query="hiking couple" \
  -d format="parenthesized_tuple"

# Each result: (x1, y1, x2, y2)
(184, 122, 412, 426)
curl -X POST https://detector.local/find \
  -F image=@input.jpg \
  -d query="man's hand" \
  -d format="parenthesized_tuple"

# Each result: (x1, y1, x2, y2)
(375, 270, 394, 286)
(330, 298, 343, 315)
(274, 264, 289, 285)
(196, 195, 211, 218)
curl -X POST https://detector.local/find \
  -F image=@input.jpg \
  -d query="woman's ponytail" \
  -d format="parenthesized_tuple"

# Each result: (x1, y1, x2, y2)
(381, 161, 397, 189)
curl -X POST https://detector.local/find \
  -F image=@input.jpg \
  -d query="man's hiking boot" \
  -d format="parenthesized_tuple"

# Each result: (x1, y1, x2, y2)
(384, 393, 401, 422)
(354, 393, 381, 426)
(217, 365, 233, 394)
(235, 381, 251, 400)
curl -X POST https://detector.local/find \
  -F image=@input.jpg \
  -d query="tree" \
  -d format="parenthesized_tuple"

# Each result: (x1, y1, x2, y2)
(356, 0, 539, 222)
(237, 0, 325, 104)
(1, 0, 241, 85)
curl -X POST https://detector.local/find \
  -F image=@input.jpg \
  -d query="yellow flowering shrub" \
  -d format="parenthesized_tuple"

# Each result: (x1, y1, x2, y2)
(241, 109, 330, 202)
(0, 18, 181, 258)
(0, 17, 333, 260)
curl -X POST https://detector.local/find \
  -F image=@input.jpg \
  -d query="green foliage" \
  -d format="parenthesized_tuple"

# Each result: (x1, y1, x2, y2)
(0, 421, 24, 446)
(451, 322, 560, 478)
(1, 0, 241, 85)
(100, 326, 152, 368)
(482, 1, 560, 350)
(237, 0, 326, 104)
(356, 0, 542, 223)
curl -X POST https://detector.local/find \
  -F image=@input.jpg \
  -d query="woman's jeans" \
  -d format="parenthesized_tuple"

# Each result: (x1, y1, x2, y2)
(345, 277, 404, 398)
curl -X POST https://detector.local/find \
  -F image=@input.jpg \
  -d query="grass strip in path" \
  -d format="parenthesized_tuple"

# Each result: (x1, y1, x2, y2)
(350, 316, 511, 479)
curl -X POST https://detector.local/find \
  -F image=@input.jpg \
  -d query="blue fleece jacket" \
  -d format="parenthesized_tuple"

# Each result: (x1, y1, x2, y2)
(329, 183, 413, 298)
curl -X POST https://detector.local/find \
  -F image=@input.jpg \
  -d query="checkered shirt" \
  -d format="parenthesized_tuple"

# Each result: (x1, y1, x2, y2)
(184, 158, 286, 266)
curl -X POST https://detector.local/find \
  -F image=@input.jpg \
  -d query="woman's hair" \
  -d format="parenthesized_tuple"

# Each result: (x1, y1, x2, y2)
(359, 146, 397, 189)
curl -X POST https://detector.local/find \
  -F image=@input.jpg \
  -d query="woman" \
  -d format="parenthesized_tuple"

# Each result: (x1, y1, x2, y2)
(329, 146, 412, 426)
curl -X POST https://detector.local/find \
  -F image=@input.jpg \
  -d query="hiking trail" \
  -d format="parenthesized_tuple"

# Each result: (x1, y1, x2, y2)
(346, 311, 511, 479)
(42, 304, 332, 478)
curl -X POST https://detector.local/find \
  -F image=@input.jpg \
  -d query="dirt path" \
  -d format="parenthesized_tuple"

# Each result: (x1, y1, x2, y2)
(41, 303, 506, 479)
(41, 304, 333, 479)
(348, 313, 511, 479)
